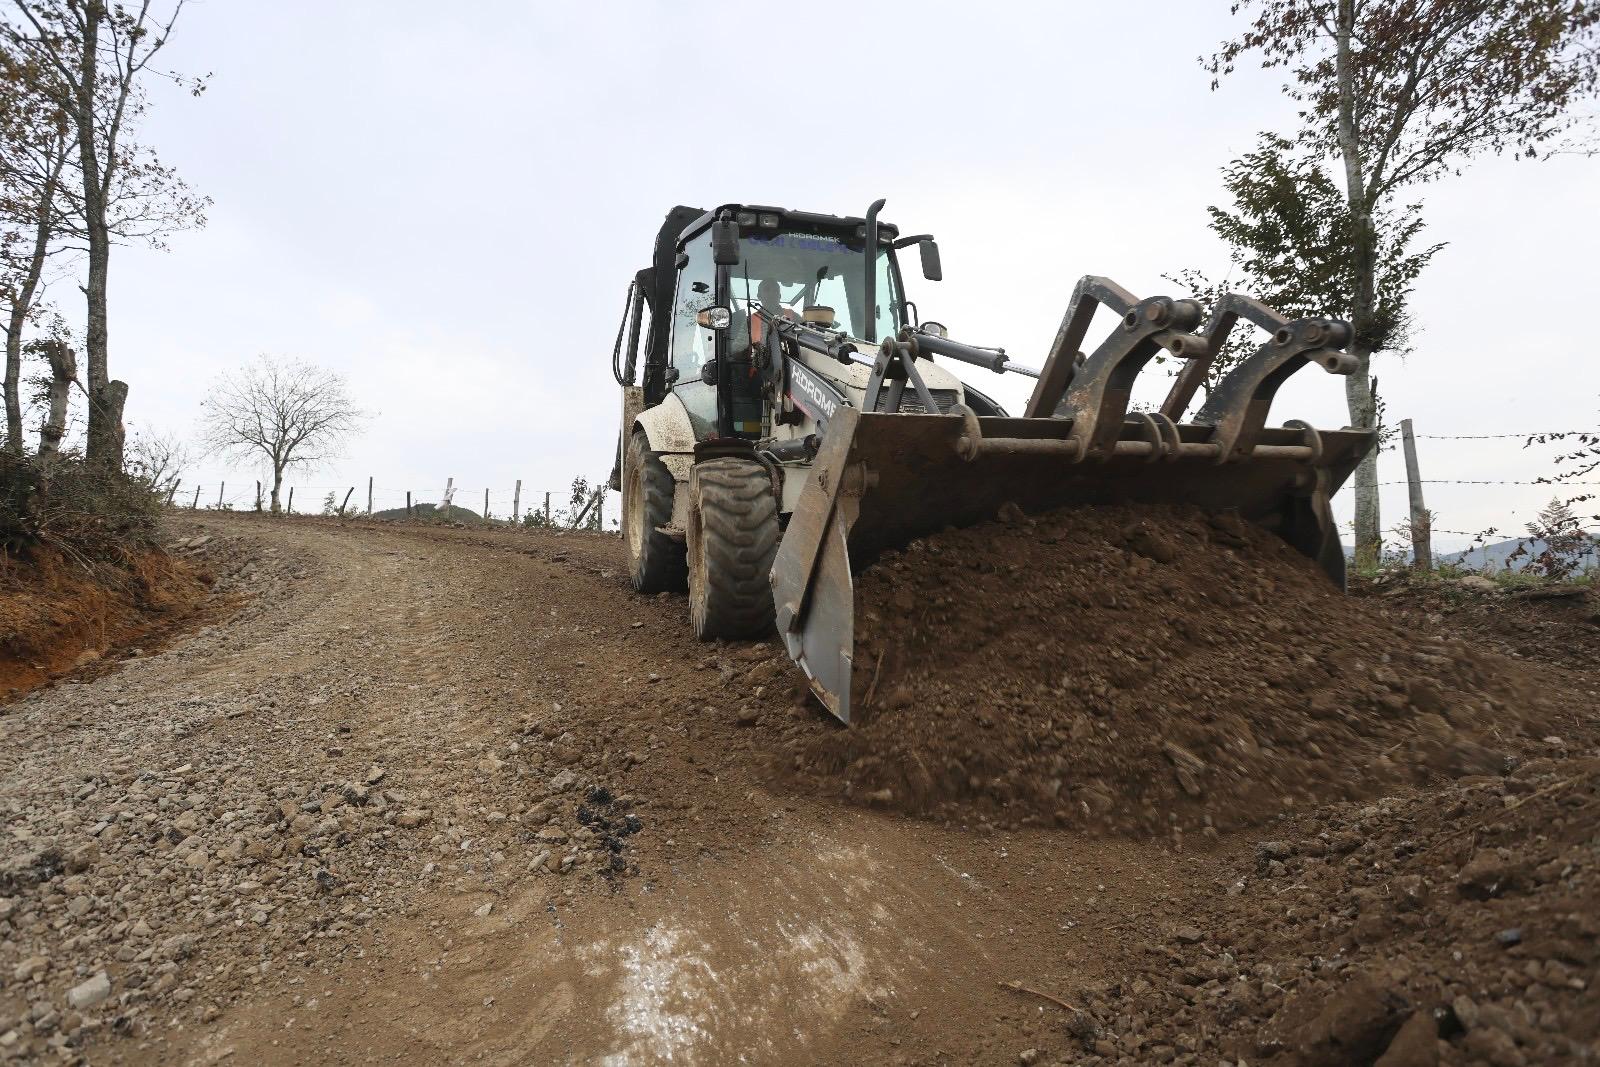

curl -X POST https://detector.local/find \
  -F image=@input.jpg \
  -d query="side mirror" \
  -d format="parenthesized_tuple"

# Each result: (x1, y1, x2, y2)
(919, 239, 943, 282)
(711, 219, 741, 266)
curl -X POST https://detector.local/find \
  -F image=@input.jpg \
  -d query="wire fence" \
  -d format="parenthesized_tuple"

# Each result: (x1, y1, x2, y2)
(167, 476, 620, 531)
(161, 422, 1599, 560)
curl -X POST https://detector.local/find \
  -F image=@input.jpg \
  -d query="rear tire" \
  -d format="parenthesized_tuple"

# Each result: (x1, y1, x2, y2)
(624, 430, 687, 593)
(687, 458, 780, 640)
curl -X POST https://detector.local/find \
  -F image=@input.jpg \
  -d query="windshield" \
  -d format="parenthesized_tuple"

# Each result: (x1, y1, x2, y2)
(729, 230, 898, 341)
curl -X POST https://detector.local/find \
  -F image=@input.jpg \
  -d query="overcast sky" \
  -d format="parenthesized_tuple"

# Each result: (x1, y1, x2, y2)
(87, 0, 1600, 548)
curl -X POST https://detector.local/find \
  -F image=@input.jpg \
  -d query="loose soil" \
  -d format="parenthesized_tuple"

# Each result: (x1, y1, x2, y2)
(775, 505, 1563, 838)
(0, 510, 1594, 1066)
(0, 544, 213, 699)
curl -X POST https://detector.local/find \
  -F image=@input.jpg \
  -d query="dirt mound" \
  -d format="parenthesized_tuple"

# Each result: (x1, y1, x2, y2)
(1021, 757, 1600, 1065)
(772, 504, 1555, 836)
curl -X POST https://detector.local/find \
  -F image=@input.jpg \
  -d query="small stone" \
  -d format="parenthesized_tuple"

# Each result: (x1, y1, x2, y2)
(1018, 1049, 1040, 1066)
(1495, 927, 1523, 947)
(1174, 925, 1204, 944)
(365, 765, 386, 785)
(529, 850, 551, 873)
(536, 826, 569, 845)
(473, 901, 493, 918)
(67, 973, 111, 1010)
(1450, 994, 1479, 1031)
(395, 809, 432, 829)
(549, 770, 578, 793)
(13, 956, 48, 981)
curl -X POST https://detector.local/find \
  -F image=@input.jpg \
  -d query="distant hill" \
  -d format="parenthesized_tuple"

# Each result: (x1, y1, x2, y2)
(1446, 536, 1599, 572)
(1341, 536, 1598, 571)
(369, 502, 490, 524)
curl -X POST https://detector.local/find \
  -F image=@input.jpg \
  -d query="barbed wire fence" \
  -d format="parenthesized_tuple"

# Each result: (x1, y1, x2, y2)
(164, 474, 621, 531)
(160, 424, 1599, 562)
(1343, 423, 1599, 573)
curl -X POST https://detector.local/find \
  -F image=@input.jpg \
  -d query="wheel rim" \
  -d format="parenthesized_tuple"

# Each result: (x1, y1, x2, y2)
(625, 460, 645, 565)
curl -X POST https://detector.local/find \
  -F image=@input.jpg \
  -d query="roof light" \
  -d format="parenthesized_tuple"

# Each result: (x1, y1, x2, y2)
(735, 211, 756, 228)
(758, 213, 780, 228)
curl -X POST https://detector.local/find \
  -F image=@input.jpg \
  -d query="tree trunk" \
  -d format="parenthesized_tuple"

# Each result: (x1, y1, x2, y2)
(269, 463, 284, 514)
(1334, 0, 1383, 569)
(3, 142, 66, 457)
(1344, 353, 1381, 566)
(3, 312, 26, 459)
(72, 4, 118, 471)
(36, 341, 76, 460)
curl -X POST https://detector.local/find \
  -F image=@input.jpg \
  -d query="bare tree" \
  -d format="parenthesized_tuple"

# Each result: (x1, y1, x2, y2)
(199, 356, 364, 514)
(0, 38, 71, 456)
(1210, 0, 1600, 567)
(124, 421, 184, 497)
(5, 0, 207, 471)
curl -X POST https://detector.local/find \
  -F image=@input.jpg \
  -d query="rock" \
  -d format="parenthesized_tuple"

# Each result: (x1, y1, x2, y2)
(1124, 523, 1176, 564)
(1450, 995, 1480, 1031)
(365, 765, 386, 785)
(73, 649, 102, 668)
(1270, 972, 1407, 1067)
(67, 973, 111, 1010)
(1375, 1010, 1438, 1067)
(473, 901, 493, 918)
(1457, 849, 1513, 900)
(549, 770, 578, 793)
(1494, 927, 1523, 947)
(1450, 575, 1499, 594)
(158, 933, 195, 961)
(1174, 925, 1204, 944)
(536, 826, 569, 845)
(13, 956, 48, 981)
(395, 809, 432, 829)
(1018, 1049, 1040, 1066)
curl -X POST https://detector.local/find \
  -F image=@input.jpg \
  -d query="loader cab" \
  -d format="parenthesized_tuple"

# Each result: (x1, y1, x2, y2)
(662, 205, 912, 439)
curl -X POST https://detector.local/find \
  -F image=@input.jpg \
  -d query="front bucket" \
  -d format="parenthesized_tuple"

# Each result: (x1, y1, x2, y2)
(769, 405, 1371, 724)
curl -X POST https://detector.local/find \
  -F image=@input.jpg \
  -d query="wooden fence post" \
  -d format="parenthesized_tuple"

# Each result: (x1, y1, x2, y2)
(367, 476, 373, 515)
(340, 486, 355, 517)
(255, 480, 262, 511)
(1400, 418, 1431, 571)
(544, 491, 551, 525)
(287, 486, 294, 515)
(406, 491, 412, 518)
(217, 482, 225, 509)
(484, 487, 490, 521)
(191, 485, 200, 509)
(513, 479, 521, 524)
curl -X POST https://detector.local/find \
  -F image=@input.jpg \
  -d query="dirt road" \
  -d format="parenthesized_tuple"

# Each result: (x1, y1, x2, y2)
(2, 514, 1595, 1065)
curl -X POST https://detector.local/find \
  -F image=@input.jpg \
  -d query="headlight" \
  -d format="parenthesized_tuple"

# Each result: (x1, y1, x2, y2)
(735, 212, 756, 228)
(921, 321, 948, 338)
(758, 212, 780, 228)
(697, 306, 732, 330)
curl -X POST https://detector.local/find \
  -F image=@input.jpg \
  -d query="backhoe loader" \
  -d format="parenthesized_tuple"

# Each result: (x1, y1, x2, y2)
(610, 201, 1374, 724)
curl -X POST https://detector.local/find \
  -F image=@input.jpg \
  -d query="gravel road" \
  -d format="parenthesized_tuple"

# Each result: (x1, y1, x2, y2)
(2, 512, 1594, 1066)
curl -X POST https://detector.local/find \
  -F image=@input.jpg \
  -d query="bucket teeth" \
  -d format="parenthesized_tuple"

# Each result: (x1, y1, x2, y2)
(1189, 294, 1355, 462)
(1027, 278, 1358, 462)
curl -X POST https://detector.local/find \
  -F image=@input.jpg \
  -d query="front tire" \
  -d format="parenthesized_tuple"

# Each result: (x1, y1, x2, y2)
(687, 457, 780, 640)
(624, 430, 687, 593)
